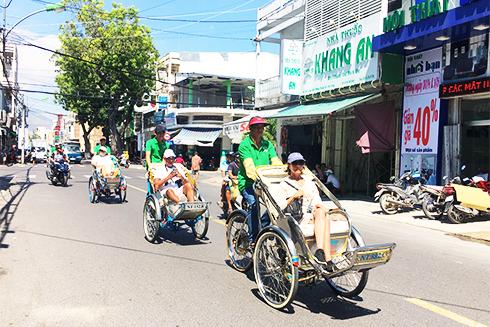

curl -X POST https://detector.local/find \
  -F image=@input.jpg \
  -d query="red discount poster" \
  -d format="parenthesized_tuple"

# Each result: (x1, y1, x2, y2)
(400, 48, 442, 181)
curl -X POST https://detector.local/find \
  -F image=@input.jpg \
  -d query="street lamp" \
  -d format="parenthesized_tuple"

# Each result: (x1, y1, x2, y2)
(1, 3, 65, 164)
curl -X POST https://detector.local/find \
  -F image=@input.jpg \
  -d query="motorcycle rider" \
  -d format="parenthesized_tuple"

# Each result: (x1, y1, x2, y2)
(238, 116, 283, 245)
(218, 151, 235, 214)
(49, 143, 69, 177)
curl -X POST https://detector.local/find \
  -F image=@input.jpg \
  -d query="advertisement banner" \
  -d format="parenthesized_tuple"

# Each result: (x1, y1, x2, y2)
(301, 13, 381, 95)
(281, 39, 302, 95)
(401, 48, 442, 181)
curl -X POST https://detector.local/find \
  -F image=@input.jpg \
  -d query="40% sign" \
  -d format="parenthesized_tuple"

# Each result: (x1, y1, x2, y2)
(404, 99, 438, 146)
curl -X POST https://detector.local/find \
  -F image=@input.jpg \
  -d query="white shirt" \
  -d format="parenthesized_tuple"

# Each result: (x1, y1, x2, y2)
(92, 155, 115, 172)
(276, 178, 323, 214)
(154, 164, 187, 192)
(326, 174, 340, 188)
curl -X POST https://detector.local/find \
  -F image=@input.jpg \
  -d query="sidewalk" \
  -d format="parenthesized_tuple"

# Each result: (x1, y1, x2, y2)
(338, 196, 490, 244)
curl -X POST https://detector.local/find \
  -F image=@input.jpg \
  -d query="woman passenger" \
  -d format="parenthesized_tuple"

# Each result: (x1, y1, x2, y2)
(277, 152, 335, 272)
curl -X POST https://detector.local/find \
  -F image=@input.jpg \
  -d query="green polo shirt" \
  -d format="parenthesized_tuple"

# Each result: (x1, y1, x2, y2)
(145, 137, 168, 166)
(238, 136, 278, 192)
(94, 144, 111, 155)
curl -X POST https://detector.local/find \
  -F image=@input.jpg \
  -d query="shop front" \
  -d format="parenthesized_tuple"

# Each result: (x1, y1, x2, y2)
(373, 0, 490, 181)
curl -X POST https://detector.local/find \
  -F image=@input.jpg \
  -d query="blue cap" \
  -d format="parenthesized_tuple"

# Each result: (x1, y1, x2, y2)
(287, 152, 305, 163)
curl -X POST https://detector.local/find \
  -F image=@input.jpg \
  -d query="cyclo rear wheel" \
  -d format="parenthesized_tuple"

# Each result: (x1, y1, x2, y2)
(326, 233, 368, 298)
(253, 231, 298, 309)
(226, 212, 253, 272)
(88, 177, 98, 203)
(143, 194, 161, 243)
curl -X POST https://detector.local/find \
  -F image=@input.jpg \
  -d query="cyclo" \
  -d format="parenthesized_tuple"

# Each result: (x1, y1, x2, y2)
(226, 165, 396, 309)
(88, 155, 127, 203)
(143, 163, 210, 242)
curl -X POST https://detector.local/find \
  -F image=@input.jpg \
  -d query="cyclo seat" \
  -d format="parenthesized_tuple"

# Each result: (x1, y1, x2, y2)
(255, 165, 350, 238)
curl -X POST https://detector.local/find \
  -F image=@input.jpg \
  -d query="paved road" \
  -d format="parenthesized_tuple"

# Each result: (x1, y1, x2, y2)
(0, 163, 489, 326)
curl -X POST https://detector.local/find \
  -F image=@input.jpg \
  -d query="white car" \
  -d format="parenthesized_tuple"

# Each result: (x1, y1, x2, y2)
(33, 147, 47, 163)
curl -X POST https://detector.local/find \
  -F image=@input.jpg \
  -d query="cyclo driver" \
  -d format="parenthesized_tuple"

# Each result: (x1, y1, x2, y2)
(49, 143, 69, 177)
(238, 116, 282, 245)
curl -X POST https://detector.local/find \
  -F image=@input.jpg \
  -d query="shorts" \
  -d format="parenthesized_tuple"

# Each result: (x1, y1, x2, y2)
(298, 212, 315, 237)
(161, 186, 183, 198)
(191, 170, 199, 175)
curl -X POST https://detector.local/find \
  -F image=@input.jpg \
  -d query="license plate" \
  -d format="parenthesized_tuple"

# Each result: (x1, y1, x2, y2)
(185, 203, 206, 210)
(356, 249, 391, 263)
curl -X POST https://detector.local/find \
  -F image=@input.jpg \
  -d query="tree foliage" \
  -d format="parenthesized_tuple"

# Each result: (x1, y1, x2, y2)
(54, 0, 159, 154)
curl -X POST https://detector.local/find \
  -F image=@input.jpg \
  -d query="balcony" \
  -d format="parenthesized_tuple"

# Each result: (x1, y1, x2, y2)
(257, 0, 305, 32)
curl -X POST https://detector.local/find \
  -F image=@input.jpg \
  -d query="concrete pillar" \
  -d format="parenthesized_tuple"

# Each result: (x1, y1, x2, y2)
(189, 79, 193, 107)
(222, 80, 231, 108)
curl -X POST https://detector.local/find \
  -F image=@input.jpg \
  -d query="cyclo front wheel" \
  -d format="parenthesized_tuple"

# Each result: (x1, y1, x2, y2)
(253, 230, 298, 309)
(226, 212, 253, 272)
(326, 233, 368, 298)
(192, 194, 209, 239)
(143, 194, 161, 243)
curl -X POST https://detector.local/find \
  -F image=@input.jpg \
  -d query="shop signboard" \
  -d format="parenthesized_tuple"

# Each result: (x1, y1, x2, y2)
(281, 39, 302, 95)
(158, 95, 168, 109)
(401, 47, 442, 182)
(301, 13, 381, 96)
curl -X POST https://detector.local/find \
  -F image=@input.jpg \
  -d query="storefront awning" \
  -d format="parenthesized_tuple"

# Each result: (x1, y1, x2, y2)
(372, 0, 489, 56)
(269, 94, 378, 119)
(172, 128, 222, 147)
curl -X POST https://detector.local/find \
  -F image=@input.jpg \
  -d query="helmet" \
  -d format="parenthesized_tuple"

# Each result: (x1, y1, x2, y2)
(55, 143, 62, 149)
(226, 151, 234, 157)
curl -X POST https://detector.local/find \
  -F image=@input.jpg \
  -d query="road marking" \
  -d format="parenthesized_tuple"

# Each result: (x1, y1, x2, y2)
(405, 298, 488, 327)
(138, 176, 146, 179)
(124, 176, 132, 179)
(70, 175, 75, 179)
(127, 183, 146, 193)
(84, 175, 92, 179)
(28, 175, 36, 179)
(213, 219, 225, 226)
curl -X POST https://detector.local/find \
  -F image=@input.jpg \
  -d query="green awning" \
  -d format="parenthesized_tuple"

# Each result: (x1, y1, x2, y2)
(269, 94, 378, 119)
(2, 126, 17, 136)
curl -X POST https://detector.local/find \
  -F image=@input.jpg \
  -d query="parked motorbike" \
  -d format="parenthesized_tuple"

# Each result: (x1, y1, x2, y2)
(46, 162, 70, 187)
(420, 183, 446, 219)
(118, 154, 130, 168)
(444, 183, 490, 223)
(374, 170, 425, 214)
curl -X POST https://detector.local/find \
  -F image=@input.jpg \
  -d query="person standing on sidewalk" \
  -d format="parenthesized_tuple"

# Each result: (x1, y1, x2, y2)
(191, 152, 202, 183)
(145, 124, 168, 169)
(238, 116, 283, 245)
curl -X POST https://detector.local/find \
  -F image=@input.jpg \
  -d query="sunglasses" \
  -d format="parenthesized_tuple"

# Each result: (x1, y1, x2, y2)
(291, 160, 305, 166)
(165, 157, 176, 160)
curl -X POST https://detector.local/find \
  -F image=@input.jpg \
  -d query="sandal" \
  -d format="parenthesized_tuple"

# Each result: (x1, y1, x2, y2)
(227, 208, 233, 214)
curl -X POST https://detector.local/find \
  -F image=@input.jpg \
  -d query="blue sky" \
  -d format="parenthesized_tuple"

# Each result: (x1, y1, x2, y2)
(4, 0, 279, 127)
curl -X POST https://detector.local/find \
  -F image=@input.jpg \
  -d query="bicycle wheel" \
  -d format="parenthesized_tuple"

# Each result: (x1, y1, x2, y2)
(254, 231, 298, 309)
(143, 194, 161, 243)
(326, 233, 368, 298)
(226, 212, 253, 272)
(88, 177, 98, 203)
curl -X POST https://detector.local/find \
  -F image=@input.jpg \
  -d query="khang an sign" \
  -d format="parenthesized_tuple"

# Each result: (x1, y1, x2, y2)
(301, 13, 380, 95)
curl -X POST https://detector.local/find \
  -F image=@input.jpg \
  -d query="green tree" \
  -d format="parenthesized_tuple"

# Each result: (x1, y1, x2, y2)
(54, 0, 159, 154)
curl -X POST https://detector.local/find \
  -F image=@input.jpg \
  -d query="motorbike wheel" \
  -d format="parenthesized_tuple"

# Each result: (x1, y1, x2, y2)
(119, 176, 127, 203)
(88, 177, 98, 203)
(421, 193, 443, 219)
(62, 174, 68, 187)
(326, 233, 369, 298)
(192, 194, 209, 239)
(379, 193, 399, 215)
(447, 204, 470, 224)
(125, 163, 130, 168)
(143, 194, 161, 243)
(254, 230, 298, 309)
(226, 211, 253, 272)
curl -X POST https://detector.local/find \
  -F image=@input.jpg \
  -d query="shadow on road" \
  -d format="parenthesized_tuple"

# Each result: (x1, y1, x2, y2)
(0, 167, 34, 249)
